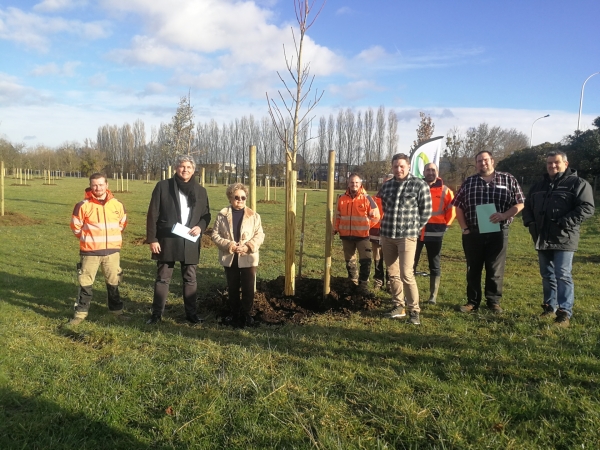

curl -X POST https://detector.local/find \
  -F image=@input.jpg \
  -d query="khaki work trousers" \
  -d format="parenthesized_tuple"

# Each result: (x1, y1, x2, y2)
(79, 253, 121, 287)
(341, 239, 372, 282)
(380, 236, 420, 313)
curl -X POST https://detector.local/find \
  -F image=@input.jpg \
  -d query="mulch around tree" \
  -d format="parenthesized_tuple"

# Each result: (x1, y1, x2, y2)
(201, 276, 383, 326)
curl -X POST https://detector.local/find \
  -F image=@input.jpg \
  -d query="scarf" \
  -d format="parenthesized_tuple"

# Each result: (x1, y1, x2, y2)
(174, 174, 196, 208)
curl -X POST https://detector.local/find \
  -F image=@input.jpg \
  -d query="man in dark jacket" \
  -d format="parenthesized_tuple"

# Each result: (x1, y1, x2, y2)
(522, 151, 595, 327)
(146, 155, 211, 324)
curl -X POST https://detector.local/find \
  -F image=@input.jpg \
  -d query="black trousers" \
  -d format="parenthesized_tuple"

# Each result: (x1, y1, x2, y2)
(413, 240, 443, 277)
(462, 229, 509, 307)
(152, 262, 197, 317)
(224, 256, 257, 317)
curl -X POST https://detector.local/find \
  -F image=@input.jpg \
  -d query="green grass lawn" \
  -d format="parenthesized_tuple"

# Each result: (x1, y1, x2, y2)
(1, 176, 599, 449)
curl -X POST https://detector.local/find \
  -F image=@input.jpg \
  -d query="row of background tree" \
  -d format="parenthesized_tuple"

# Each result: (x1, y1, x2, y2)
(1, 96, 598, 189)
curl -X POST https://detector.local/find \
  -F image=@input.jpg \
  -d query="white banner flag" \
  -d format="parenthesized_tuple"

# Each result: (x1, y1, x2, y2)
(410, 136, 443, 178)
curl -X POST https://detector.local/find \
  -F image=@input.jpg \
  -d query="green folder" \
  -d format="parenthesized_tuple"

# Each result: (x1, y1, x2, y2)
(476, 203, 501, 233)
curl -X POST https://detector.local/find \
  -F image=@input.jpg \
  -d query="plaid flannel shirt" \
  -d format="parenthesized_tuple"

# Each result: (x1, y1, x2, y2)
(452, 170, 524, 229)
(379, 174, 432, 239)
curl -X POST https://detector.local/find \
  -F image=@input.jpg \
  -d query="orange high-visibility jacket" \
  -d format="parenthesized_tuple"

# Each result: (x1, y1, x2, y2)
(71, 188, 127, 255)
(419, 178, 455, 242)
(335, 186, 380, 239)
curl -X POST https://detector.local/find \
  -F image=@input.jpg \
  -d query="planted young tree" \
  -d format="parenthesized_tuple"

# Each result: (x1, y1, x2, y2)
(267, 0, 326, 295)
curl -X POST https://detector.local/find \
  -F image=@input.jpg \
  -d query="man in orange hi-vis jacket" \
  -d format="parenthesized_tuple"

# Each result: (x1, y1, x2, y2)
(69, 173, 127, 325)
(413, 163, 456, 305)
(334, 173, 380, 293)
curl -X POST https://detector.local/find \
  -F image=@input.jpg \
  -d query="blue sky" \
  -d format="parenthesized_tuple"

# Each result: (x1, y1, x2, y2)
(1, 0, 599, 149)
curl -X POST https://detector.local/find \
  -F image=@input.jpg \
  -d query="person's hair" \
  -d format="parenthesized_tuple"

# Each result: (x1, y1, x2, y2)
(424, 162, 438, 171)
(89, 172, 107, 183)
(391, 153, 410, 164)
(475, 150, 493, 161)
(547, 150, 568, 162)
(347, 173, 362, 182)
(174, 154, 196, 171)
(226, 183, 248, 201)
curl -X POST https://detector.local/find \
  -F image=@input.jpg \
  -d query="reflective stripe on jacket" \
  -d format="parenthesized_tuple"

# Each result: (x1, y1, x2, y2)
(71, 189, 127, 255)
(419, 178, 455, 242)
(335, 186, 380, 239)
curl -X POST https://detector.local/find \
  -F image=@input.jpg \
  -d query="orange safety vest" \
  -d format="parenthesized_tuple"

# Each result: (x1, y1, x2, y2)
(419, 178, 455, 241)
(335, 186, 380, 239)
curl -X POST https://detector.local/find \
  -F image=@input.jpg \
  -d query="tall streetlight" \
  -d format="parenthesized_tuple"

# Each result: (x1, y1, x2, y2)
(577, 72, 600, 132)
(530, 114, 550, 147)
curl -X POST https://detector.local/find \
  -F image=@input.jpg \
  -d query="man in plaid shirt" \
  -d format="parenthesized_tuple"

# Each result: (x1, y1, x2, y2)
(453, 150, 524, 313)
(379, 153, 432, 325)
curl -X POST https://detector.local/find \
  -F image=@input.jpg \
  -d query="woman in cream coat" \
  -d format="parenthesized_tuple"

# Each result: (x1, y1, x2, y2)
(212, 183, 265, 326)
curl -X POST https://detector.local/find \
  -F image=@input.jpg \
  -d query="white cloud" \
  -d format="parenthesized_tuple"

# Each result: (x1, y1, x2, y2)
(354, 45, 485, 71)
(172, 69, 229, 90)
(101, 0, 343, 77)
(357, 46, 390, 64)
(390, 107, 578, 150)
(89, 73, 108, 87)
(335, 7, 354, 16)
(0, 6, 111, 52)
(0, 72, 53, 105)
(34, 0, 88, 13)
(136, 82, 167, 98)
(30, 61, 80, 77)
(107, 35, 204, 67)
(329, 80, 385, 102)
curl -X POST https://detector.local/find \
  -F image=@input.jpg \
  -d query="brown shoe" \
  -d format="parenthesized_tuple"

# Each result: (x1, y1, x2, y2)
(488, 304, 503, 314)
(459, 303, 477, 313)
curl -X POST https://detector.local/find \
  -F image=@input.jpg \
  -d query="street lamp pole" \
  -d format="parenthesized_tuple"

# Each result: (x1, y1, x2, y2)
(530, 114, 550, 147)
(577, 72, 600, 132)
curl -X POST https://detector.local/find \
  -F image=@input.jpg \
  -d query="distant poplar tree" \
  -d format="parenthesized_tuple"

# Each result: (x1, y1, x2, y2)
(411, 111, 435, 157)
(171, 93, 195, 156)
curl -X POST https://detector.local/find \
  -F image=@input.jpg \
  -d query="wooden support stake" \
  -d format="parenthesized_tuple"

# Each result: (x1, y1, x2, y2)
(249, 145, 256, 211)
(1, 161, 4, 216)
(323, 150, 336, 297)
(284, 148, 296, 295)
(298, 192, 308, 277)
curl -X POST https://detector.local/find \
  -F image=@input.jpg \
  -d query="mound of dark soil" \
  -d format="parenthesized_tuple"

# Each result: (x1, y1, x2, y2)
(0, 211, 42, 226)
(201, 276, 383, 325)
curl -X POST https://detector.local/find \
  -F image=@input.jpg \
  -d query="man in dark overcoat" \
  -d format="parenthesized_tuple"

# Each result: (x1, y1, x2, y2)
(522, 150, 594, 327)
(146, 155, 211, 324)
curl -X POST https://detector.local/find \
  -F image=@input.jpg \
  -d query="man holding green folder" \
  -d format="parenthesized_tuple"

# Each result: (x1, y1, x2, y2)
(453, 151, 524, 313)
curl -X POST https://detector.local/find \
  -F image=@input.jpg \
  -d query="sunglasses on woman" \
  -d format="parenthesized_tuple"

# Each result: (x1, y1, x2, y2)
(235, 196, 246, 201)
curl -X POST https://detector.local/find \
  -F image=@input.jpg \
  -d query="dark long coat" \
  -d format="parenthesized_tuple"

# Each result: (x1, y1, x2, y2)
(146, 178, 211, 264)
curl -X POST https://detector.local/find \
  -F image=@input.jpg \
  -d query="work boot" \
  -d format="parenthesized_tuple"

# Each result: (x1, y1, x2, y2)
(554, 310, 570, 328)
(373, 278, 384, 290)
(69, 311, 88, 325)
(146, 314, 162, 324)
(346, 260, 358, 284)
(428, 276, 441, 305)
(357, 280, 370, 296)
(540, 304, 556, 318)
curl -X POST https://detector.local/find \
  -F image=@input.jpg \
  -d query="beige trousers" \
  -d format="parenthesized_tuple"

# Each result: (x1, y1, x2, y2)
(380, 236, 420, 312)
(79, 253, 122, 287)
